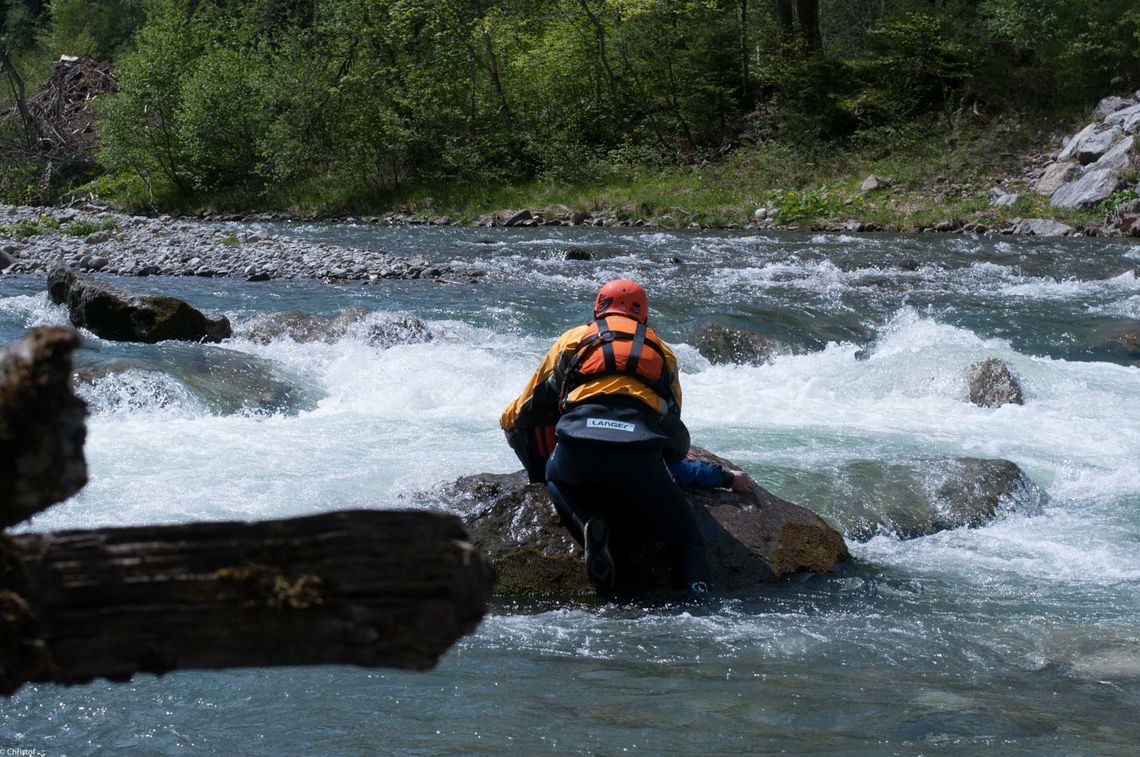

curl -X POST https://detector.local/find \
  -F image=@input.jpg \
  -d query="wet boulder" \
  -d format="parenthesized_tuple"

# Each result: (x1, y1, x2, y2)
(75, 343, 321, 416)
(967, 358, 1025, 407)
(0, 327, 87, 528)
(790, 458, 1048, 542)
(690, 322, 777, 366)
(48, 266, 231, 344)
(237, 307, 433, 348)
(425, 447, 849, 597)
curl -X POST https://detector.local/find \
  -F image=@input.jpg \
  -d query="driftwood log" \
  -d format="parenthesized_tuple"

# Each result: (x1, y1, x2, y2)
(1, 510, 493, 695)
(0, 326, 87, 528)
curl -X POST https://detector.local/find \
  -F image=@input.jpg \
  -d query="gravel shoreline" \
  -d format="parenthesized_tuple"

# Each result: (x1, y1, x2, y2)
(0, 203, 476, 283)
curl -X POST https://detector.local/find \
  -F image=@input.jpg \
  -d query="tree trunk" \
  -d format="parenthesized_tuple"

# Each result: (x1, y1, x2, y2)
(0, 46, 39, 150)
(772, 0, 794, 36)
(1, 509, 495, 696)
(738, 0, 750, 104)
(575, 0, 622, 124)
(795, 0, 821, 50)
(482, 32, 514, 129)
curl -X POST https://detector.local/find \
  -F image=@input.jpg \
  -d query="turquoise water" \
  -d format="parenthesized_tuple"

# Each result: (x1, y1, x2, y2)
(1, 227, 1138, 755)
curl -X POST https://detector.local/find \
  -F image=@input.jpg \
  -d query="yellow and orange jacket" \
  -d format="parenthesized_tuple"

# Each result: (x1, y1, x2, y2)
(500, 314, 683, 434)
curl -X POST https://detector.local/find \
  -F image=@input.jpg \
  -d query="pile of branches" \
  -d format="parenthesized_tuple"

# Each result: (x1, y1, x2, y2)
(27, 56, 115, 160)
(0, 55, 115, 200)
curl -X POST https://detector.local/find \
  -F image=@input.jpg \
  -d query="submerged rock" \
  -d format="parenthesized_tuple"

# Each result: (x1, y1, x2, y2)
(75, 343, 320, 415)
(690, 322, 777, 366)
(967, 358, 1025, 407)
(237, 307, 433, 348)
(425, 447, 849, 597)
(48, 266, 231, 343)
(792, 458, 1048, 541)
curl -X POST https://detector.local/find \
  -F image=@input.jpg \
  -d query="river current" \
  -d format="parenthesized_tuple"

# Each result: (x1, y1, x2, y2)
(1, 227, 1138, 755)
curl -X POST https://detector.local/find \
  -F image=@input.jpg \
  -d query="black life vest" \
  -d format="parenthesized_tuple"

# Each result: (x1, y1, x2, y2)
(559, 315, 675, 411)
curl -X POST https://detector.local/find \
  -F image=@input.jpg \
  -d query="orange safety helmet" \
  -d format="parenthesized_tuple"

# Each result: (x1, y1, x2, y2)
(593, 279, 648, 323)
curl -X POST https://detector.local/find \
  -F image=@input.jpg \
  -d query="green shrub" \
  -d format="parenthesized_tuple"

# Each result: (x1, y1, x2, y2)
(62, 217, 119, 236)
(770, 187, 851, 223)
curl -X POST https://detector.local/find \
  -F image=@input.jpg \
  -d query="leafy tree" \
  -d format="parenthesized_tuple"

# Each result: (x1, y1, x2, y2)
(47, 0, 147, 59)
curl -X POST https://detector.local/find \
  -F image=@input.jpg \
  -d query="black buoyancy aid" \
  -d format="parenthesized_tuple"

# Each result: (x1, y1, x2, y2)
(559, 315, 675, 411)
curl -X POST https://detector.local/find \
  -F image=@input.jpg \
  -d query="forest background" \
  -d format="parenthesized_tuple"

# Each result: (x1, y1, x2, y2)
(2, 0, 1139, 228)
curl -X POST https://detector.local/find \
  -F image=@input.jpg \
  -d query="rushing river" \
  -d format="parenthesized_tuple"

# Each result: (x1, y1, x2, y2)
(2, 227, 1139, 755)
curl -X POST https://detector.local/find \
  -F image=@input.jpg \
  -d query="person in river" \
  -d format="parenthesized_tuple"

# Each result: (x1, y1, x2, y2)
(500, 278, 753, 597)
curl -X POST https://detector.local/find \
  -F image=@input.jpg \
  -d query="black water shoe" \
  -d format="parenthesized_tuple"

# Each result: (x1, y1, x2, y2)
(584, 517, 616, 596)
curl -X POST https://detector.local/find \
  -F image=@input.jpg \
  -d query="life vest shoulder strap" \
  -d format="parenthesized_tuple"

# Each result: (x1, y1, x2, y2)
(559, 316, 674, 411)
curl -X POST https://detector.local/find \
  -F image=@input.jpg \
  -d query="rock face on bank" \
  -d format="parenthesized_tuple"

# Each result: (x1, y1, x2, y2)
(48, 265, 231, 343)
(0, 327, 87, 528)
(429, 447, 850, 597)
(1039, 93, 1140, 211)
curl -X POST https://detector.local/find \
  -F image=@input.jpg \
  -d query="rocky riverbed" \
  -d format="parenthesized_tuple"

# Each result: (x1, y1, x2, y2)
(0, 203, 479, 282)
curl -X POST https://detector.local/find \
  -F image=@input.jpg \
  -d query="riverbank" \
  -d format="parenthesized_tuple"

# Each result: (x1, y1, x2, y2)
(0, 204, 476, 282)
(77, 117, 1134, 238)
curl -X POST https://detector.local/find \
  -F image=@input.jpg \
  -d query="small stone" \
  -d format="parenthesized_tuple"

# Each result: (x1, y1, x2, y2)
(84, 230, 113, 245)
(565, 248, 591, 261)
(860, 175, 882, 192)
(247, 272, 271, 282)
(88, 256, 109, 271)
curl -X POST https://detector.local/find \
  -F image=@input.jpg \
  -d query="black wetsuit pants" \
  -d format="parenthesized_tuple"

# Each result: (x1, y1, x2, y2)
(545, 439, 710, 590)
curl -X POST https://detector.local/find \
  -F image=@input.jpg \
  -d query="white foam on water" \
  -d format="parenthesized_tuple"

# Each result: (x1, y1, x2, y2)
(998, 270, 1140, 300)
(1089, 293, 1140, 318)
(0, 292, 68, 326)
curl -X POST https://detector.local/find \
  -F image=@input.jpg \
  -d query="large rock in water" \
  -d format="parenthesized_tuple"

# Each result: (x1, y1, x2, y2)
(690, 323, 777, 365)
(48, 266, 231, 343)
(426, 447, 849, 597)
(967, 357, 1025, 407)
(0, 327, 87, 528)
(784, 458, 1048, 541)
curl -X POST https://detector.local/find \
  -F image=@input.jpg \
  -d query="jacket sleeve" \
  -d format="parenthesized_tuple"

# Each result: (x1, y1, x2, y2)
(668, 459, 734, 488)
(500, 327, 582, 432)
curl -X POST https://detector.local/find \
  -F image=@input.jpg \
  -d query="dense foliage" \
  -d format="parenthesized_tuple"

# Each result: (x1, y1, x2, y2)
(1, 0, 1139, 206)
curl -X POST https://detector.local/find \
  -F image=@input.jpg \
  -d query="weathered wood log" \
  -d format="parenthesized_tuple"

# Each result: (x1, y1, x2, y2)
(0, 326, 87, 528)
(0, 509, 494, 695)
